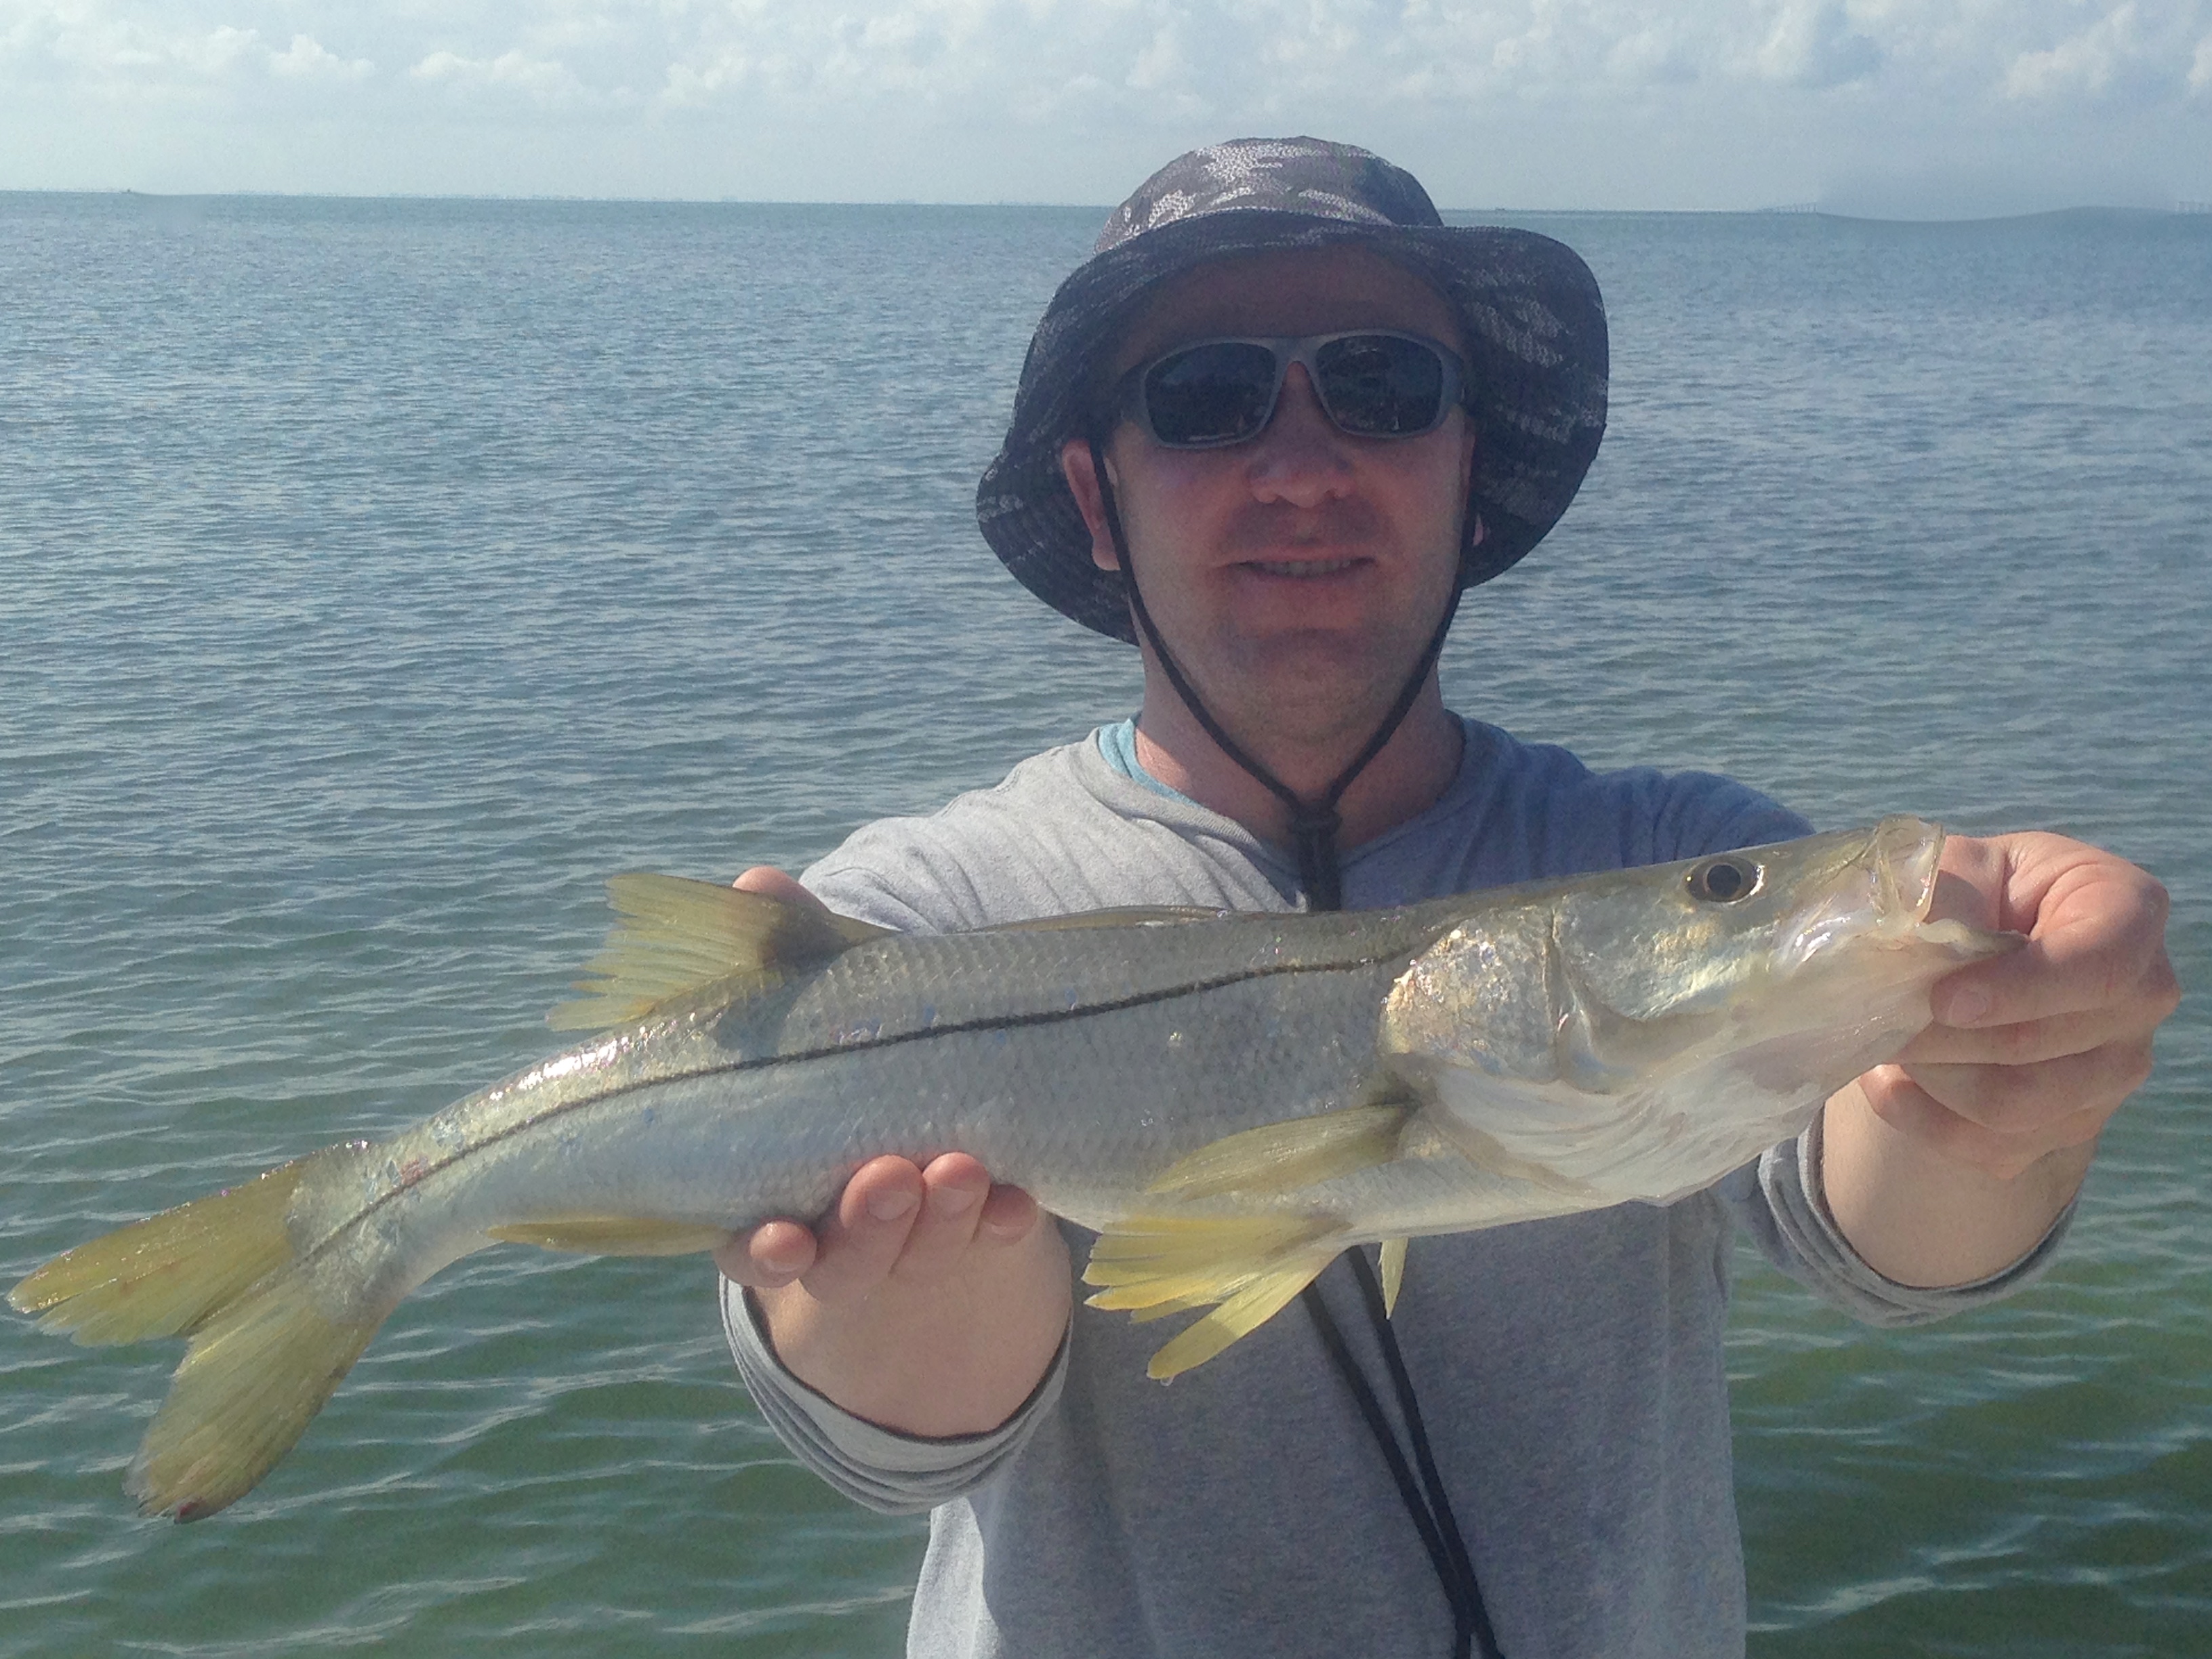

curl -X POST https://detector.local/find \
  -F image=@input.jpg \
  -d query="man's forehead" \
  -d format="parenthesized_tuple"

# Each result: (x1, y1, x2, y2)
(1109, 247, 1462, 375)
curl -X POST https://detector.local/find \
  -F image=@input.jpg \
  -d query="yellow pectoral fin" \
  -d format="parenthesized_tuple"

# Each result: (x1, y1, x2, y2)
(1143, 1102, 1410, 1201)
(1379, 1237, 1407, 1317)
(485, 1218, 733, 1256)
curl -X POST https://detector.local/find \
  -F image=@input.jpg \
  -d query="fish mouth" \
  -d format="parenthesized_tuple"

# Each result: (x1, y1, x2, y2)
(1774, 815, 1946, 972)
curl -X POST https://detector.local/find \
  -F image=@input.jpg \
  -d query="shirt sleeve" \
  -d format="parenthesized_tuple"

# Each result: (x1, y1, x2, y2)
(720, 1275, 1072, 1515)
(1719, 1109, 2076, 1326)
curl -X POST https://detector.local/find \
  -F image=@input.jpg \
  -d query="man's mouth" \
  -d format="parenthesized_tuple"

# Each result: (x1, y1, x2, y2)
(1243, 557, 1361, 578)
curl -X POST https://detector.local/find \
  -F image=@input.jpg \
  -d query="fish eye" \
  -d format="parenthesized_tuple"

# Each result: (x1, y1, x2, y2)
(1685, 855, 1761, 905)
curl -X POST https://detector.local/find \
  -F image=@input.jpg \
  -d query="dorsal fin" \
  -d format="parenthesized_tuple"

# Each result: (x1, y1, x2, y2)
(548, 875, 888, 1032)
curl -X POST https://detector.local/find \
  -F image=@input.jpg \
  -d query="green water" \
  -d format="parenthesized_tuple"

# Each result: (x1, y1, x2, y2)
(2, 194, 2207, 1654)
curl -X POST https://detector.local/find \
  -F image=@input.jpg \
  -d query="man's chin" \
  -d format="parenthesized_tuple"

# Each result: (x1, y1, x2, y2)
(1222, 629, 1422, 717)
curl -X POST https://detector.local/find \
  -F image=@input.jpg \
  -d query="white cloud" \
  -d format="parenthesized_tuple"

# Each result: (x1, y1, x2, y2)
(1757, 1, 1883, 87)
(3, 0, 2209, 203)
(1605, 24, 1702, 86)
(409, 45, 595, 104)
(0, 5, 372, 87)
(2005, 2, 2137, 98)
(268, 33, 371, 81)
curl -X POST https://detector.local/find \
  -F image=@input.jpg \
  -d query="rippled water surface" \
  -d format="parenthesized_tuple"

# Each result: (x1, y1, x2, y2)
(2, 194, 2207, 1656)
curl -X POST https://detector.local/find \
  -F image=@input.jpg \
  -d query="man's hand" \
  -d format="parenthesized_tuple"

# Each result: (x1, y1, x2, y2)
(1875, 832, 2177, 1176)
(1822, 832, 2179, 1286)
(714, 868, 1075, 1437)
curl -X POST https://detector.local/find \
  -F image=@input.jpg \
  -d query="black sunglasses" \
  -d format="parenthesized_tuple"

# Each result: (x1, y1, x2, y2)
(1113, 330, 1469, 450)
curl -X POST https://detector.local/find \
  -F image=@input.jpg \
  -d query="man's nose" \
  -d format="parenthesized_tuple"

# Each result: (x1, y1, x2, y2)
(1248, 364, 1354, 506)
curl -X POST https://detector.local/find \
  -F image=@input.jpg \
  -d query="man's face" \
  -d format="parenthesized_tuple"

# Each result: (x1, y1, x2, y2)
(1061, 246, 1476, 749)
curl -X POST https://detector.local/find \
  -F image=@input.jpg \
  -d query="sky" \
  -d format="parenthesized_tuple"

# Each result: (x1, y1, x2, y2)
(3, 1, 2209, 213)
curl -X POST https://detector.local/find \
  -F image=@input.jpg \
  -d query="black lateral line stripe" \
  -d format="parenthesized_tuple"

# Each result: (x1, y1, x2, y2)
(301, 943, 1430, 1258)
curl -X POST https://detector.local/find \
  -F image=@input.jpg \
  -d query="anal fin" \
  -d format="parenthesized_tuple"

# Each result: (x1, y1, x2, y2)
(1379, 1237, 1407, 1317)
(486, 1218, 732, 1256)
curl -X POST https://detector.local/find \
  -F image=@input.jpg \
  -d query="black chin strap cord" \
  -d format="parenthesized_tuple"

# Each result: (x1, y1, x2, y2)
(1087, 438, 1502, 1659)
(1085, 436, 1465, 911)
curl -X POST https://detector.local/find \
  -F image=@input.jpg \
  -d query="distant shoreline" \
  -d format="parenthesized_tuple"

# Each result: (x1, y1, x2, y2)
(5, 188, 2208, 226)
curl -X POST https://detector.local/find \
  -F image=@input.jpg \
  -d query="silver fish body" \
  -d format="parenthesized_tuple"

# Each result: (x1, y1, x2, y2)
(11, 815, 2015, 1518)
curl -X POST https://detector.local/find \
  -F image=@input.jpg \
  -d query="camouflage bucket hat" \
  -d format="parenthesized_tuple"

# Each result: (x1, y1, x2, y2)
(975, 136, 1610, 644)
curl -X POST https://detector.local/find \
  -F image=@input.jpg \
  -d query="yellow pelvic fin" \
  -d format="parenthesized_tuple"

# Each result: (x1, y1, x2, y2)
(1143, 1102, 1410, 1202)
(1082, 1212, 1336, 1307)
(1124, 1286, 1235, 1324)
(8, 1155, 324, 1345)
(1379, 1237, 1407, 1317)
(485, 1217, 731, 1256)
(549, 874, 888, 1032)
(127, 1271, 382, 1521)
(1083, 1212, 1347, 1374)
(1142, 1250, 1340, 1380)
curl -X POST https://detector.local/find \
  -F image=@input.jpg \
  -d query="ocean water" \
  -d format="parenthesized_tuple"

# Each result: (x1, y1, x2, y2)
(1, 193, 2206, 1656)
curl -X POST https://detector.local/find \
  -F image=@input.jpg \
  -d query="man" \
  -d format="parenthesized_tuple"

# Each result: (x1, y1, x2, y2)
(714, 140, 2177, 1658)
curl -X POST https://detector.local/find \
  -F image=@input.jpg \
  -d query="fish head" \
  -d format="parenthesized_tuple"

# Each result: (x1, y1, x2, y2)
(1380, 817, 2020, 1204)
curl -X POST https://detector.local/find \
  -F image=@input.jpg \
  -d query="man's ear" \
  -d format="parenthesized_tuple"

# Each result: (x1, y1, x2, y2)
(1059, 437, 1121, 573)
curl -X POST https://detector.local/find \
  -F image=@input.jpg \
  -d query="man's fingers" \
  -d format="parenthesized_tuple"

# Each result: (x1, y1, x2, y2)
(732, 865, 826, 910)
(978, 1181, 1043, 1242)
(714, 1153, 1041, 1303)
(1899, 1004, 2136, 1068)
(1860, 1065, 2108, 1180)
(800, 1156, 928, 1302)
(1900, 1040, 2153, 1137)
(1933, 928, 2177, 1033)
(714, 1218, 817, 1288)
(1928, 838, 2173, 1031)
(888, 1154, 996, 1282)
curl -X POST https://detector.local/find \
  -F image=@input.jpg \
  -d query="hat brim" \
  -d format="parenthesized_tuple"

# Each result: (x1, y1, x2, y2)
(977, 211, 1610, 644)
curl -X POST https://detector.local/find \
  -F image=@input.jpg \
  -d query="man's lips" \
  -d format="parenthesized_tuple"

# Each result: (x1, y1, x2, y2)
(1235, 555, 1368, 578)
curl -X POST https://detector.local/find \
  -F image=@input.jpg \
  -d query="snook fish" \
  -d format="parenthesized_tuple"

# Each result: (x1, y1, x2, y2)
(12, 816, 2014, 1521)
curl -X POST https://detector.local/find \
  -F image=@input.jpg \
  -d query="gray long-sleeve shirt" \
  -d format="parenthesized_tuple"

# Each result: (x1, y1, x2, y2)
(725, 719, 2068, 1658)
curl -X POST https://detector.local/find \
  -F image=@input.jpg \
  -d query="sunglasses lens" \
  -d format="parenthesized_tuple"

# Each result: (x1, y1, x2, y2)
(1141, 342, 1282, 447)
(1313, 335, 1448, 436)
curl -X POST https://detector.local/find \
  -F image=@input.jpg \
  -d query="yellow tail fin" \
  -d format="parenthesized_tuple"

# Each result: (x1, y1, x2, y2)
(128, 1273, 381, 1519)
(9, 1145, 387, 1520)
(9, 1156, 321, 1345)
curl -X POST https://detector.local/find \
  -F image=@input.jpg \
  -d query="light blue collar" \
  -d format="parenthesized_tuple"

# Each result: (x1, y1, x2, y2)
(1095, 718, 1202, 808)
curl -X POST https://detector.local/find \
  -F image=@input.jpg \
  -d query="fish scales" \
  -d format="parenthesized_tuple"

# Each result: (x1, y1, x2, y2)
(365, 936, 1429, 1248)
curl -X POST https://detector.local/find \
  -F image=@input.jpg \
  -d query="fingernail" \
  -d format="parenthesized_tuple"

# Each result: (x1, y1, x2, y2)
(756, 1243, 806, 1279)
(1944, 987, 1992, 1026)
(867, 1189, 918, 1223)
(930, 1183, 981, 1218)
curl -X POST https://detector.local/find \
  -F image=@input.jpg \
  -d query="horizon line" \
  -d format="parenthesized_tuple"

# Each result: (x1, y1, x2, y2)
(3, 186, 2206, 224)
